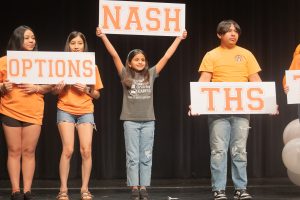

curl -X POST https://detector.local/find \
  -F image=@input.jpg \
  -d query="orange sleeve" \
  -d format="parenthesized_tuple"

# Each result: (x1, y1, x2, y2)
(283, 54, 300, 88)
(293, 44, 300, 57)
(0, 56, 7, 82)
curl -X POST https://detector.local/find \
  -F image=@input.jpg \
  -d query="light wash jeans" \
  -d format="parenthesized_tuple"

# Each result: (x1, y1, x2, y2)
(208, 115, 250, 191)
(123, 120, 155, 186)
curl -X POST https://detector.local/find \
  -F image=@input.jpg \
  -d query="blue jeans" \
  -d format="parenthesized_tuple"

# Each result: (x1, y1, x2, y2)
(208, 115, 250, 191)
(123, 121, 155, 186)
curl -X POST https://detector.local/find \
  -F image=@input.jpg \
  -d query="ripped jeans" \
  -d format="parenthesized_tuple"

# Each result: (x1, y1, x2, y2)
(123, 120, 155, 186)
(208, 115, 250, 191)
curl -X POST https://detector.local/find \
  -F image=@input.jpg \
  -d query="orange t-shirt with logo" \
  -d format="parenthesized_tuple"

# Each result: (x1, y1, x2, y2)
(57, 66, 103, 115)
(199, 46, 261, 82)
(0, 56, 45, 125)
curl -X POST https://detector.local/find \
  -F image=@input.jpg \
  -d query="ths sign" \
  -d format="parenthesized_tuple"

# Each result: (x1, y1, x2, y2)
(99, 0, 185, 36)
(190, 82, 277, 114)
(7, 51, 96, 84)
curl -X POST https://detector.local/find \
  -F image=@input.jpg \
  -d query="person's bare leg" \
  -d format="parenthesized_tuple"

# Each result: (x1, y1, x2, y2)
(3, 125, 22, 193)
(77, 123, 93, 193)
(21, 124, 41, 193)
(58, 122, 75, 192)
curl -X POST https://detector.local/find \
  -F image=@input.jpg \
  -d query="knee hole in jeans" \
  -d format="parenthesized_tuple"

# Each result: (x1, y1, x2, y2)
(211, 150, 227, 160)
(231, 146, 247, 160)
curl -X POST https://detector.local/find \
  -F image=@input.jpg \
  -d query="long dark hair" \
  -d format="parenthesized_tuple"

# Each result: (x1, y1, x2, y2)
(64, 31, 88, 52)
(7, 25, 38, 51)
(122, 49, 150, 88)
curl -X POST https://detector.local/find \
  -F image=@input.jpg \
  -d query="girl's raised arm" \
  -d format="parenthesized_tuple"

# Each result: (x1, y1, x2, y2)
(96, 27, 124, 75)
(155, 30, 187, 74)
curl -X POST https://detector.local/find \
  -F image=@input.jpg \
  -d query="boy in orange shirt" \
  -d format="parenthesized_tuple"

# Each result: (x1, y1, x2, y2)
(196, 20, 261, 200)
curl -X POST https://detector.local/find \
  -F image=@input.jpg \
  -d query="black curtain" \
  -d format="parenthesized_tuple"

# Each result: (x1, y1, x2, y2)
(0, 0, 300, 180)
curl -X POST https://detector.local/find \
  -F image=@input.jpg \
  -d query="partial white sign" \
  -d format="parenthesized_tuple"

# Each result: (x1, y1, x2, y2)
(286, 70, 300, 104)
(7, 51, 96, 84)
(190, 82, 277, 114)
(99, 0, 185, 36)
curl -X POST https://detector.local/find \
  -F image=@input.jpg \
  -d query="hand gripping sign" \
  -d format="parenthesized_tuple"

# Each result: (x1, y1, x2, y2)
(99, 0, 185, 36)
(7, 51, 96, 84)
(190, 82, 277, 114)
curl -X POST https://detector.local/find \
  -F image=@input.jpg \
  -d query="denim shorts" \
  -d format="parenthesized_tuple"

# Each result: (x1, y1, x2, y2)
(57, 109, 96, 129)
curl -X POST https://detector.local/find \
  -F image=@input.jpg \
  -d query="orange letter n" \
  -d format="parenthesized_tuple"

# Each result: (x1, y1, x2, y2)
(102, 5, 121, 29)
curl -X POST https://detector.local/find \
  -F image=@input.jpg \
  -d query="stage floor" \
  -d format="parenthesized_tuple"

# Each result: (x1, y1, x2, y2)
(0, 178, 299, 200)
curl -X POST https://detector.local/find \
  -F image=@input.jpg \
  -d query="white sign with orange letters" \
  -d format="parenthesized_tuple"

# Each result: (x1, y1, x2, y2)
(190, 82, 277, 114)
(286, 70, 300, 104)
(7, 51, 96, 84)
(99, 0, 185, 36)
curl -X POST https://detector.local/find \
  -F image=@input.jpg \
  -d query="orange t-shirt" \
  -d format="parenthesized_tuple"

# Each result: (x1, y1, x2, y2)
(282, 44, 300, 88)
(199, 46, 261, 82)
(293, 44, 300, 57)
(0, 56, 45, 125)
(57, 66, 103, 115)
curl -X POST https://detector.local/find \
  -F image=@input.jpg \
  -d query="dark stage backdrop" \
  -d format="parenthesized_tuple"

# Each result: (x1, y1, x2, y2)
(0, 0, 300, 180)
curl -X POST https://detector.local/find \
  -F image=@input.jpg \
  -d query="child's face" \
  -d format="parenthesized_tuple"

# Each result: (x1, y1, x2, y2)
(129, 53, 146, 71)
(69, 36, 84, 52)
(22, 29, 36, 51)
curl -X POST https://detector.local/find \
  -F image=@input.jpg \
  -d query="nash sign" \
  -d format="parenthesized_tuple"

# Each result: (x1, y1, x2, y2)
(99, 0, 185, 36)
